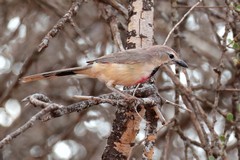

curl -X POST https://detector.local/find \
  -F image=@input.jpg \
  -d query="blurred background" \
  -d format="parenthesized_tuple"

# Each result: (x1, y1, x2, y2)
(0, 0, 239, 159)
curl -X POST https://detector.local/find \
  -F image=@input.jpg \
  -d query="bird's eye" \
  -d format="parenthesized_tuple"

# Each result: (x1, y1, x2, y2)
(169, 54, 174, 59)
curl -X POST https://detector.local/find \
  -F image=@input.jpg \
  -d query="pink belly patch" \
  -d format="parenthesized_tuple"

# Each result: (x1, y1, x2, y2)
(135, 76, 149, 85)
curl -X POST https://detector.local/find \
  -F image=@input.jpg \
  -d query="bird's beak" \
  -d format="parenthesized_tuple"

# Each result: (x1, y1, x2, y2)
(174, 60, 188, 68)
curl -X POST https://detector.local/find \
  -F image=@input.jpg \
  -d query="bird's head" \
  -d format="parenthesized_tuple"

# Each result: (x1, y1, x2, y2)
(154, 45, 188, 68)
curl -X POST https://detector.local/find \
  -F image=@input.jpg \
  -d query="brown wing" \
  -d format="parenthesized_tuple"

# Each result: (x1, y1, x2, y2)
(87, 47, 155, 64)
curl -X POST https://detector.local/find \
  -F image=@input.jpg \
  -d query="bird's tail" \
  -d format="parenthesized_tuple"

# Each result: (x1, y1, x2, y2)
(20, 66, 92, 83)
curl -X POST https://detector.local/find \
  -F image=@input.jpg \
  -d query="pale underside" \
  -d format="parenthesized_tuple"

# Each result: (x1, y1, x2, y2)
(76, 62, 156, 86)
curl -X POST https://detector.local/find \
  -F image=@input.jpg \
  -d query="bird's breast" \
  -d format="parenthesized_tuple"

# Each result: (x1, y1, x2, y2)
(91, 62, 156, 86)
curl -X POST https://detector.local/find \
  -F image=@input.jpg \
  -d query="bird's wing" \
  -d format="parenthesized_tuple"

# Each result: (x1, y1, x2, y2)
(87, 48, 154, 64)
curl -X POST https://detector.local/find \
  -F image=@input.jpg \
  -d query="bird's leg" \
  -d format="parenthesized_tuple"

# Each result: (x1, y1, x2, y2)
(106, 81, 136, 99)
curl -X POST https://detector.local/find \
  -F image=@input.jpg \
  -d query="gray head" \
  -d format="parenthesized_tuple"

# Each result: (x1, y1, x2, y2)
(152, 45, 188, 68)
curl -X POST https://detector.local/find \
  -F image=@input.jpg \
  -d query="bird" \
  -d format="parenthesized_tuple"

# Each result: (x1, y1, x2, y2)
(21, 45, 188, 97)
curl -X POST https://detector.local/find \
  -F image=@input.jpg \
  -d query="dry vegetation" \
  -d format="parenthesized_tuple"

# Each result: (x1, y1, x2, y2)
(0, 0, 239, 159)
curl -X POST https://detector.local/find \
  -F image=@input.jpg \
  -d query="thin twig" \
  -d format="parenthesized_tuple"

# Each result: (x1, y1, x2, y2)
(69, 18, 94, 47)
(163, 0, 202, 45)
(0, 1, 82, 106)
(173, 5, 226, 9)
(102, 5, 124, 51)
(218, 88, 240, 92)
(0, 96, 61, 148)
(164, 99, 192, 113)
(100, 0, 128, 18)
